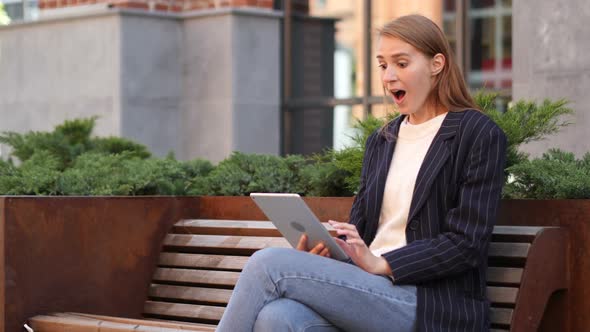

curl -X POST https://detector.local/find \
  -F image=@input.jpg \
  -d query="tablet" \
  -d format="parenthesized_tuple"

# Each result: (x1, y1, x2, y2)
(250, 193, 350, 261)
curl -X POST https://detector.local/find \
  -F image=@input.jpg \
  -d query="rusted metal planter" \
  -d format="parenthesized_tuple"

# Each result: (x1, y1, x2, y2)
(497, 200, 590, 332)
(197, 196, 354, 222)
(0, 196, 587, 332)
(0, 196, 201, 332)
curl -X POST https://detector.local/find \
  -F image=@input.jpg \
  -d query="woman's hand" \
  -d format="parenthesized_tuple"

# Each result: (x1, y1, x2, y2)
(296, 233, 331, 258)
(329, 220, 392, 276)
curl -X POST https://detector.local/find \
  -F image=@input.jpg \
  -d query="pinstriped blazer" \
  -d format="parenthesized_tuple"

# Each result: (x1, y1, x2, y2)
(349, 109, 507, 332)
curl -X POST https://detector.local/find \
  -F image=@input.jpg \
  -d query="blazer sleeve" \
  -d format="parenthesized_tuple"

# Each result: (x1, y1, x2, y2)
(382, 124, 507, 285)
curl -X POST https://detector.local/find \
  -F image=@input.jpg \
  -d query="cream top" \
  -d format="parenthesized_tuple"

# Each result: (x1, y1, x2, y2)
(370, 112, 447, 257)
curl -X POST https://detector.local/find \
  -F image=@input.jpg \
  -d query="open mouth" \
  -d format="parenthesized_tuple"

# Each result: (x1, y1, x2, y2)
(391, 89, 406, 104)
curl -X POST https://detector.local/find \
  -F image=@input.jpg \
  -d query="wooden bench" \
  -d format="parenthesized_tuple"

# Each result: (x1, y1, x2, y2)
(29, 220, 569, 332)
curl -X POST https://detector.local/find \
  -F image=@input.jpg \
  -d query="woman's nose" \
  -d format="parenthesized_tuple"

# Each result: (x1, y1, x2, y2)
(382, 67, 398, 83)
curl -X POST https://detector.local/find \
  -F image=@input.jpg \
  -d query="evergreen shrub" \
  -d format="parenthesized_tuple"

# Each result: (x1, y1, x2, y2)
(0, 93, 581, 199)
(504, 149, 590, 199)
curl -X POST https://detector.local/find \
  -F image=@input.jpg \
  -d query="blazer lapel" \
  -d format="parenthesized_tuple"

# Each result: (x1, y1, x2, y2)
(407, 111, 464, 222)
(365, 116, 403, 238)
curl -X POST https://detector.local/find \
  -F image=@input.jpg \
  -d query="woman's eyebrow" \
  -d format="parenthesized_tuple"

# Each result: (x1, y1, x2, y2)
(376, 52, 411, 60)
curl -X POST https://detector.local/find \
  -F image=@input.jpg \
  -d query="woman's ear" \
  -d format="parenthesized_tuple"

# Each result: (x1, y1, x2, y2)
(431, 53, 445, 76)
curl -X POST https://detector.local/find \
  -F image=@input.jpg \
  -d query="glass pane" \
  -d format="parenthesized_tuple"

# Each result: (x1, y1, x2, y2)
(24, 0, 39, 20)
(471, 0, 496, 9)
(502, 15, 512, 69)
(309, 0, 362, 98)
(333, 48, 361, 150)
(443, 17, 457, 55)
(463, 0, 512, 93)
(5, 2, 24, 21)
(467, 79, 485, 90)
(469, 17, 496, 71)
(444, 0, 456, 11)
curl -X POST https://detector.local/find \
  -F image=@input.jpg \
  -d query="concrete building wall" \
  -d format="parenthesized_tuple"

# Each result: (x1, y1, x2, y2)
(182, 13, 234, 162)
(513, 0, 590, 157)
(230, 13, 280, 156)
(119, 14, 183, 157)
(181, 9, 280, 162)
(0, 13, 122, 158)
(0, 8, 281, 162)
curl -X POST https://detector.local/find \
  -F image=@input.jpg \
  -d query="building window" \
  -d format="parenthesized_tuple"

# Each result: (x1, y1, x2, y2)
(468, 0, 512, 91)
(2, 0, 39, 22)
(444, 0, 512, 94)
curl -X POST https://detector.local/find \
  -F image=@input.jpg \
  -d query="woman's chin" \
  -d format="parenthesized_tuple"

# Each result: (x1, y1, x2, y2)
(396, 107, 413, 115)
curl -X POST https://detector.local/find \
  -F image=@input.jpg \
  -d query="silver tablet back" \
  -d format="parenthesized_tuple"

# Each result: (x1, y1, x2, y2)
(250, 193, 349, 261)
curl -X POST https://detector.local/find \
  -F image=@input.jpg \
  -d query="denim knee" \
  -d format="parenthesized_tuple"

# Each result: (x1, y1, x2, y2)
(254, 299, 291, 332)
(246, 247, 294, 271)
(254, 299, 338, 332)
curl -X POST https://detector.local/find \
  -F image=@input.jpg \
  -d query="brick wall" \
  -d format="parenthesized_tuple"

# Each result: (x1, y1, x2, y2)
(38, 0, 309, 14)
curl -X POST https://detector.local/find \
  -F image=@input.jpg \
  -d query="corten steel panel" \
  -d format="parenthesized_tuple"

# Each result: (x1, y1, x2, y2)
(0, 198, 4, 331)
(197, 196, 354, 223)
(0, 196, 200, 332)
(498, 200, 589, 332)
(1, 197, 583, 332)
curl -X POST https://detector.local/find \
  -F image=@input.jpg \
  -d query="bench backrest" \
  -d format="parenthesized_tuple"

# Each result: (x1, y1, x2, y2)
(143, 220, 568, 332)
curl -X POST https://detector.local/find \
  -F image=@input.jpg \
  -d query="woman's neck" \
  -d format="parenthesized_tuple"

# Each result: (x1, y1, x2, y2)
(407, 103, 447, 125)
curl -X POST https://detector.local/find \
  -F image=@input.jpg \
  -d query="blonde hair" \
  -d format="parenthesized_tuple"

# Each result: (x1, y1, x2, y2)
(377, 15, 478, 136)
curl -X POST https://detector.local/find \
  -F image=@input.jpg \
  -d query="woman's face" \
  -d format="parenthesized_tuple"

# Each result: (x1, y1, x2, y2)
(376, 36, 443, 121)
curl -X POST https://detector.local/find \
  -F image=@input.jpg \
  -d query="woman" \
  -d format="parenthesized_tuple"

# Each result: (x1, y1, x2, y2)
(217, 14, 507, 332)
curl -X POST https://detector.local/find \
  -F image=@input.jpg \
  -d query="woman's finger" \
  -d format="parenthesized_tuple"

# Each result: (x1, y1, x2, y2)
(331, 222, 359, 233)
(331, 222, 355, 229)
(309, 242, 325, 255)
(319, 247, 330, 257)
(335, 238, 355, 258)
(296, 234, 307, 251)
(335, 226, 361, 237)
(346, 238, 366, 246)
(336, 229, 360, 239)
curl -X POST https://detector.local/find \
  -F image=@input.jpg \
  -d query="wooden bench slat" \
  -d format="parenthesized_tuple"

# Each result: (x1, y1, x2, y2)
(492, 226, 545, 235)
(29, 315, 210, 332)
(149, 284, 233, 304)
(487, 286, 518, 305)
(144, 301, 225, 322)
(163, 234, 290, 254)
(53, 313, 216, 331)
(173, 219, 337, 237)
(166, 225, 532, 261)
(159, 252, 249, 271)
(29, 315, 106, 332)
(151, 276, 521, 308)
(487, 267, 523, 284)
(149, 280, 519, 314)
(490, 307, 513, 326)
(166, 235, 530, 259)
(147, 318, 218, 331)
(488, 242, 530, 259)
(172, 220, 543, 241)
(153, 268, 240, 287)
(174, 220, 281, 237)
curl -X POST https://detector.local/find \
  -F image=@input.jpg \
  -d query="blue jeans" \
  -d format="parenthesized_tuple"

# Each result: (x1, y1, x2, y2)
(216, 248, 417, 332)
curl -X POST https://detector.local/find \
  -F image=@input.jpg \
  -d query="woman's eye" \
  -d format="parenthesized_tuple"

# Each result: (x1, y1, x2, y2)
(398, 62, 408, 68)
(378, 64, 386, 70)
